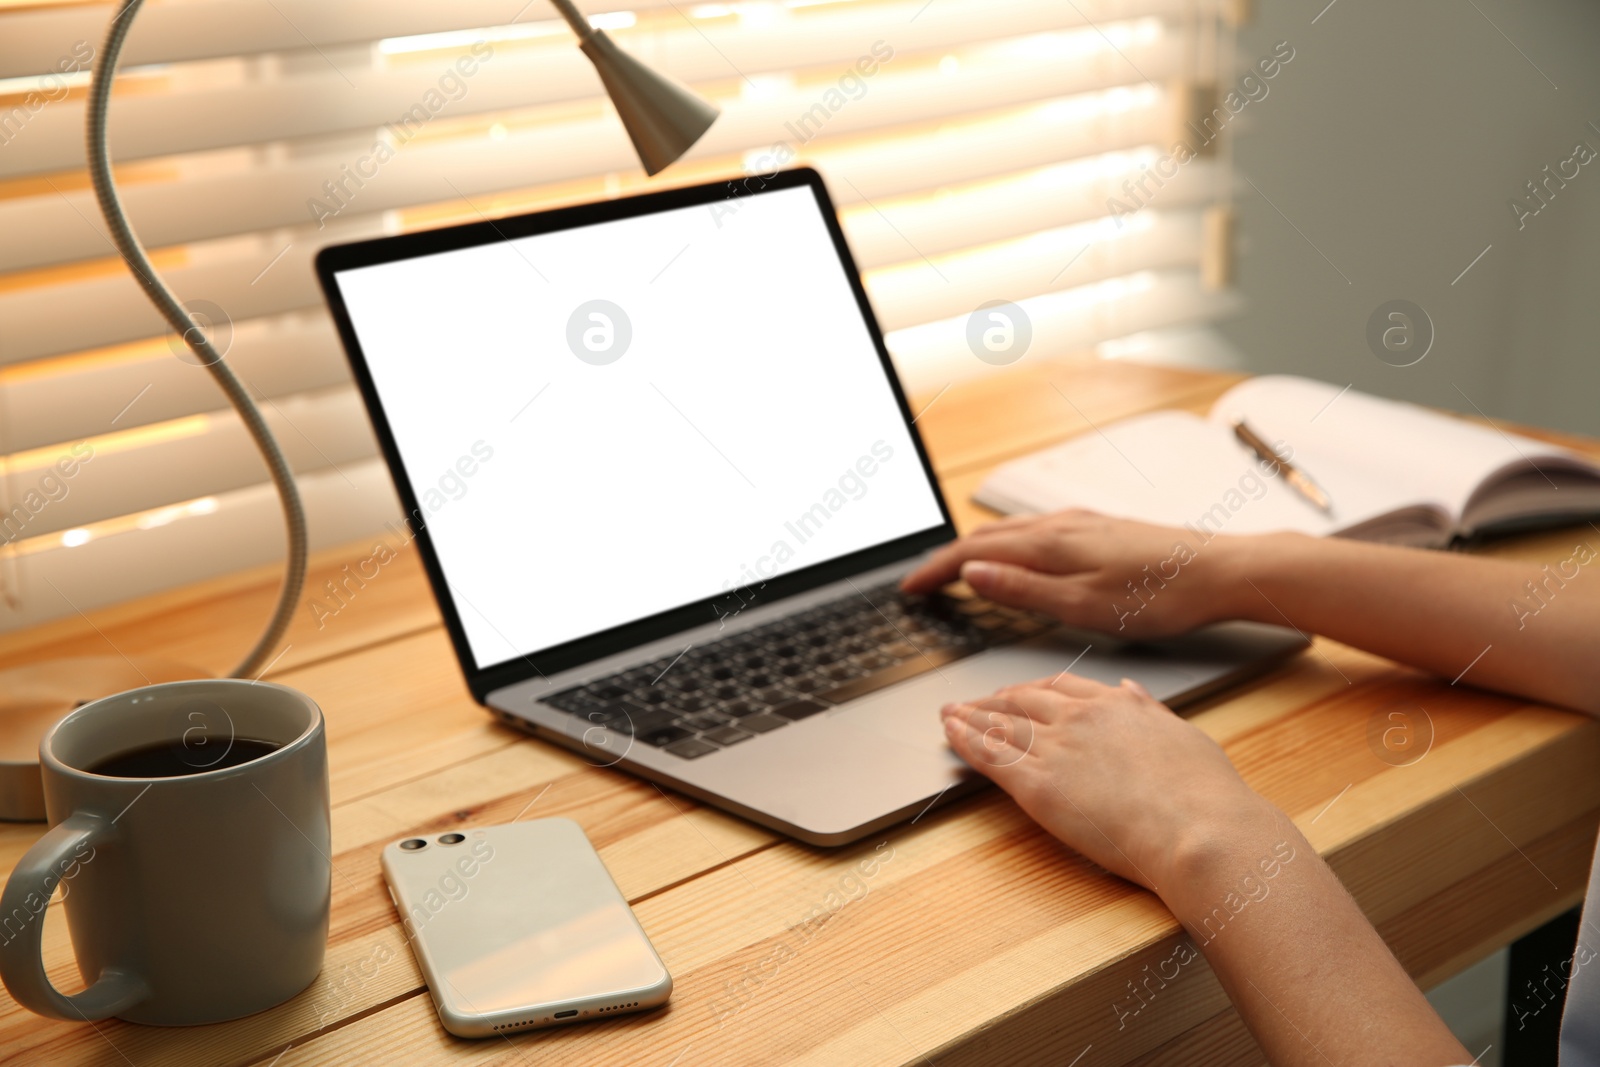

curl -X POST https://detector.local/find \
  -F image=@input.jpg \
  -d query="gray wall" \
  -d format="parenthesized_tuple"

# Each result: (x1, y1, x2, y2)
(1223, 0, 1600, 436)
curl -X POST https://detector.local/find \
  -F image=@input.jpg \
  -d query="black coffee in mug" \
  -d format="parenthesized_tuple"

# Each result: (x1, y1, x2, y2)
(88, 738, 281, 778)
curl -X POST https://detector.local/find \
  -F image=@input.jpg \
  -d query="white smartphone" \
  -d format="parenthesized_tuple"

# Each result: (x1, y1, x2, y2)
(381, 817, 672, 1037)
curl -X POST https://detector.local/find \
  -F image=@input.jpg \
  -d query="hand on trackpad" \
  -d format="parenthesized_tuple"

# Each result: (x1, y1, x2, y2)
(832, 644, 1125, 753)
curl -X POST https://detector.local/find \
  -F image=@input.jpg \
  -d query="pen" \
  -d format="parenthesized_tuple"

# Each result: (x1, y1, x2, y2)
(1232, 419, 1333, 515)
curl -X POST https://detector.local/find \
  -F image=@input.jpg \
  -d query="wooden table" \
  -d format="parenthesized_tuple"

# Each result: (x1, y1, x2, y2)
(3, 361, 1598, 1066)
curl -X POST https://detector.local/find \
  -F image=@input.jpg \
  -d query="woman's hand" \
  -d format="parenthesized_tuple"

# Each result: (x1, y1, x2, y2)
(940, 673, 1278, 896)
(902, 511, 1250, 638)
(941, 672, 1473, 1067)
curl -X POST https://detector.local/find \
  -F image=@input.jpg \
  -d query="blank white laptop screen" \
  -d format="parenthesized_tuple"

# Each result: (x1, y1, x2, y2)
(331, 184, 946, 669)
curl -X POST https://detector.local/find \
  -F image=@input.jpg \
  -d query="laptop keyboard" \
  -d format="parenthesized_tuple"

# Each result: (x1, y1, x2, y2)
(539, 581, 1052, 760)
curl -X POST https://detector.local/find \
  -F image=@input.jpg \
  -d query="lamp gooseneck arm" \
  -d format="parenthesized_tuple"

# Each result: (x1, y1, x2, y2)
(86, 0, 309, 680)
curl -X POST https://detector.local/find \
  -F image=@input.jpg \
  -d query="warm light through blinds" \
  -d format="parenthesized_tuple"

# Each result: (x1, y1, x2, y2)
(0, 0, 1238, 630)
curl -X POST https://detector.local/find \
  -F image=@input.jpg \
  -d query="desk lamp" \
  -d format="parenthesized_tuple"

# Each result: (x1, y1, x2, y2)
(0, 0, 719, 820)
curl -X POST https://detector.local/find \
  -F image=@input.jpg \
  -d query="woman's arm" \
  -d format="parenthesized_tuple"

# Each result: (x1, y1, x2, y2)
(903, 511, 1600, 714)
(941, 677, 1472, 1067)
(1216, 530, 1600, 714)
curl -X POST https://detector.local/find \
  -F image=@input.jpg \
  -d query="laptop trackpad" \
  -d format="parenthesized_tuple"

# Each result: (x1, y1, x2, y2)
(832, 644, 1082, 754)
(835, 633, 1209, 753)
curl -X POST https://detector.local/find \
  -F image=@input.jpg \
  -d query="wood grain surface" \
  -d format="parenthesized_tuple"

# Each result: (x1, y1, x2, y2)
(3, 360, 1596, 1067)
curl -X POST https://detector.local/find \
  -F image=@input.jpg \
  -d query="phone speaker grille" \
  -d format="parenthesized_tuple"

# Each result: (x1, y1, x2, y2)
(492, 1018, 539, 1032)
(491, 1001, 642, 1030)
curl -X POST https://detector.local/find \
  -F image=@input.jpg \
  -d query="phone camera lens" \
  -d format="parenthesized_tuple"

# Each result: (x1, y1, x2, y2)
(438, 832, 466, 845)
(399, 838, 427, 851)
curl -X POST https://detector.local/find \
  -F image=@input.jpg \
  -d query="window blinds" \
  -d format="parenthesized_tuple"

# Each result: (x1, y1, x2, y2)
(0, 0, 1238, 631)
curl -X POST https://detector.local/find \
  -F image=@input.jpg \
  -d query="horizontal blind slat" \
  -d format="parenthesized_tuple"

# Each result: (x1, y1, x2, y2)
(865, 209, 1207, 333)
(886, 266, 1239, 394)
(838, 155, 1222, 265)
(1, 385, 375, 540)
(0, 0, 1218, 78)
(0, 314, 349, 454)
(0, 460, 399, 630)
(0, 0, 677, 77)
(0, 222, 368, 367)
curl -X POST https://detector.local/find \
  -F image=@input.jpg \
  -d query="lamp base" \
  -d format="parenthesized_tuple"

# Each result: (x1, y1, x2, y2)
(0, 656, 204, 821)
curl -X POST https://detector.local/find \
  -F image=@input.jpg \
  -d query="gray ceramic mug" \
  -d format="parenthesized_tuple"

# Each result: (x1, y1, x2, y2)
(0, 679, 330, 1025)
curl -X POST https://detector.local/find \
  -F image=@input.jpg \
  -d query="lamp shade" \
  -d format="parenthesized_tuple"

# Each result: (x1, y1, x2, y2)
(579, 30, 720, 176)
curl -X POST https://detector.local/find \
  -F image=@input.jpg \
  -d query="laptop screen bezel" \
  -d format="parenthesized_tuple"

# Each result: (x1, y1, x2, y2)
(316, 167, 958, 702)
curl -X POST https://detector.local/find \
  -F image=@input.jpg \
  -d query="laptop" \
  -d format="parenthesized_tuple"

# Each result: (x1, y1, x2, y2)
(315, 167, 1303, 846)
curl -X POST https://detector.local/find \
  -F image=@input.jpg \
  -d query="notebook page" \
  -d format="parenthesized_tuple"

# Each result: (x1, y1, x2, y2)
(1206, 376, 1582, 524)
(973, 410, 1396, 537)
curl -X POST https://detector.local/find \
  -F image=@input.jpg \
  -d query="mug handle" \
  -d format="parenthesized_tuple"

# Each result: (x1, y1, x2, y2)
(0, 812, 150, 1021)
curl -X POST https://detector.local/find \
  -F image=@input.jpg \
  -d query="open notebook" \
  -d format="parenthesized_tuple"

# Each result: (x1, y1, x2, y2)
(975, 376, 1600, 546)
